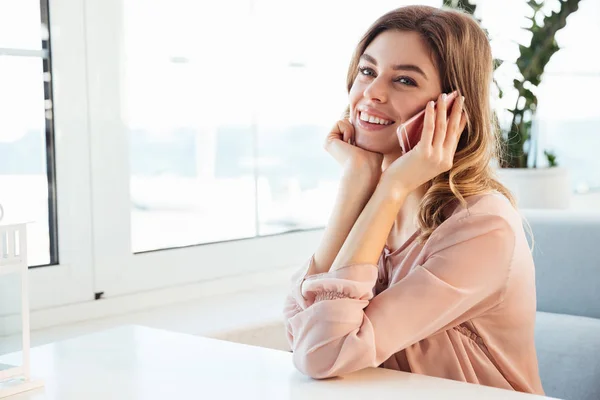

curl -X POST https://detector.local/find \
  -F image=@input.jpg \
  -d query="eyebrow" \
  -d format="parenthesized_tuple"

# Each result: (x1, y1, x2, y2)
(360, 53, 428, 80)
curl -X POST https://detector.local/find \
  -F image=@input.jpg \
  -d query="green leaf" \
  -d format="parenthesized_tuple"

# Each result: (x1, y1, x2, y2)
(527, 0, 544, 12)
(513, 79, 524, 91)
(521, 86, 537, 105)
(444, 0, 477, 15)
(544, 150, 558, 167)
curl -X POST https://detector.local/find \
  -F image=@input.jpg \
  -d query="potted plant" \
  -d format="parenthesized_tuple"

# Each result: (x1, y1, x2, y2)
(446, 0, 581, 209)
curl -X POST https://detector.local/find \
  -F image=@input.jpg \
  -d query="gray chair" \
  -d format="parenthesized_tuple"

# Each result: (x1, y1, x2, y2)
(524, 210, 600, 400)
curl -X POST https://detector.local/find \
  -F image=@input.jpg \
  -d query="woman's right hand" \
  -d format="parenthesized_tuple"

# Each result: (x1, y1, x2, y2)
(323, 119, 383, 179)
(312, 119, 384, 276)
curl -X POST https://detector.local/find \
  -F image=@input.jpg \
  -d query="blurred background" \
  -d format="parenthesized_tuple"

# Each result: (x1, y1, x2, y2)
(1, 3, 599, 398)
(0, 0, 598, 288)
(1, 0, 598, 268)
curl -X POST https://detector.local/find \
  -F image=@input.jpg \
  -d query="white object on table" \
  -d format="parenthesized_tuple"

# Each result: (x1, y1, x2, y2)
(0, 325, 557, 400)
(0, 222, 44, 398)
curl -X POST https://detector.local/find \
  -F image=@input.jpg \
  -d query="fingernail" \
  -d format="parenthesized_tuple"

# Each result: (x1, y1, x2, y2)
(442, 93, 447, 102)
(461, 96, 465, 103)
(429, 100, 435, 108)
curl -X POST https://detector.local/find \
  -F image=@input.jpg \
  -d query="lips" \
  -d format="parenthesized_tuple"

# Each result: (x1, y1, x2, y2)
(356, 107, 396, 125)
(358, 111, 393, 125)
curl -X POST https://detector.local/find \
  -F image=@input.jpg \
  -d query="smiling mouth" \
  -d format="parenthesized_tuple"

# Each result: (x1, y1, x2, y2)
(358, 111, 395, 126)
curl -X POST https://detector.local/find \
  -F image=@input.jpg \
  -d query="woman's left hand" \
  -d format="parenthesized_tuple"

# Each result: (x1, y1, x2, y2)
(381, 92, 467, 199)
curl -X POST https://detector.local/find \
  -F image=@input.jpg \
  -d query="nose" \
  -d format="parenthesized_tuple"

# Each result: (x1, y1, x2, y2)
(363, 76, 388, 103)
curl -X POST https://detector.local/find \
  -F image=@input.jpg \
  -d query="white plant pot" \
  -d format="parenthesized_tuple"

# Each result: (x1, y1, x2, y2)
(496, 167, 571, 209)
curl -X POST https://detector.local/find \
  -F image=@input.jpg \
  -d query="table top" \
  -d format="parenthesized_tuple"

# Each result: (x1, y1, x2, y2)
(1, 325, 555, 400)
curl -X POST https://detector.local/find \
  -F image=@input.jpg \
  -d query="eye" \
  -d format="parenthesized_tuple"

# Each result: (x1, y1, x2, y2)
(358, 66, 375, 77)
(395, 76, 417, 87)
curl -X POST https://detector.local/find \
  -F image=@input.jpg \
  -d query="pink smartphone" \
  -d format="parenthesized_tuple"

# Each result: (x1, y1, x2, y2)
(397, 92, 458, 153)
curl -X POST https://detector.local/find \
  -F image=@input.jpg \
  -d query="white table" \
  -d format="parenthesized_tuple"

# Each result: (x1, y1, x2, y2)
(0, 325, 556, 399)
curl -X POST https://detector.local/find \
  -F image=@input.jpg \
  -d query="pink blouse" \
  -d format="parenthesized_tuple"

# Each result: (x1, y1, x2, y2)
(283, 192, 544, 395)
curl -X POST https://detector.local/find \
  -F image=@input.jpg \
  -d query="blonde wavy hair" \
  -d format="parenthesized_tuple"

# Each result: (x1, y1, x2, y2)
(345, 5, 516, 240)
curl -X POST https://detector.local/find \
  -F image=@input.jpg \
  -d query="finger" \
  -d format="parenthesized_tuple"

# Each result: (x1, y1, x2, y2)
(444, 95, 465, 149)
(432, 93, 448, 148)
(325, 120, 348, 142)
(347, 116, 355, 145)
(446, 90, 459, 105)
(420, 100, 436, 147)
(342, 127, 351, 143)
(340, 120, 354, 143)
(325, 137, 352, 164)
(447, 111, 468, 155)
(324, 120, 354, 164)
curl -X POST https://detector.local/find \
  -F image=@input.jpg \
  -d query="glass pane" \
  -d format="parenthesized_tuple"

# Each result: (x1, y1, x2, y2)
(254, 66, 342, 235)
(544, 0, 600, 75)
(126, 0, 257, 253)
(532, 0, 600, 192)
(0, 0, 43, 50)
(127, 0, 443, 249)
(535, 74, 600, 193)
(0, 56, 50, 266)
(253, 0, 436, 235)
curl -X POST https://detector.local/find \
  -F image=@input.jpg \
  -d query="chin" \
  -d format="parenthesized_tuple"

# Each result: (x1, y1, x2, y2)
(354, 130, 397, 154)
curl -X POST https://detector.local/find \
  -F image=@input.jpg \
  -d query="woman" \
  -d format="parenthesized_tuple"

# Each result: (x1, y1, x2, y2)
(282, 5, 545, 395)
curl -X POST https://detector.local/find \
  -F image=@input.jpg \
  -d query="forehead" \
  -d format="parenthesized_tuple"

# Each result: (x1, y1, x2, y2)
(363, 30, 437, 72)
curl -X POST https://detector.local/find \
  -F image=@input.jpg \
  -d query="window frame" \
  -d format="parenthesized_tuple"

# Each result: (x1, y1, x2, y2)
(80, 0, 326, 297)
(0, 0, 96, 323)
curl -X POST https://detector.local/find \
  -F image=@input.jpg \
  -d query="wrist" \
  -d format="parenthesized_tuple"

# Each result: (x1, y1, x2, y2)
(377, 173, 410, 204)
(342, 162, 381, 188)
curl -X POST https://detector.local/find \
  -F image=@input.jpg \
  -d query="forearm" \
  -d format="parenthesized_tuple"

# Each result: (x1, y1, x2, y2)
(311, 166, 380, 276)
(330, 176, 407, 270)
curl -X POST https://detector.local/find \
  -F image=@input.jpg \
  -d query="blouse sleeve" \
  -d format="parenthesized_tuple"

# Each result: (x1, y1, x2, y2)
(282, 213, 515, 379)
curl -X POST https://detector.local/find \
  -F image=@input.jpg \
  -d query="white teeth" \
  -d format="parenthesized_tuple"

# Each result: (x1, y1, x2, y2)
(359, 111, 392, 125)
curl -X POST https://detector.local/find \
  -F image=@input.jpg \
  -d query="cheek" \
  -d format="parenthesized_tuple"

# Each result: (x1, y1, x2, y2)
(348, 81, 363, 109)
(396, 98, 427, 122)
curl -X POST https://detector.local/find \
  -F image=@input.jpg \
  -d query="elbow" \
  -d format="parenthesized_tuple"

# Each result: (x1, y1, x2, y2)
(292, 349, 341, 380)
(289, 324, 374, 379)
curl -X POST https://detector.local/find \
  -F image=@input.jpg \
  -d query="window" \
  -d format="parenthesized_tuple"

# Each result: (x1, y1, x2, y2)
(0, 0, 95, 318)
(534, 0, 600, 194)
(1, 0, 594, 326)
(125, 0, 437, 253)
(123, 0, 344, 254)
(125, 0, 259, 252)
(482, 0, 600, 196)
(0, 0, 58, 267)
(86, 0, 437, 296)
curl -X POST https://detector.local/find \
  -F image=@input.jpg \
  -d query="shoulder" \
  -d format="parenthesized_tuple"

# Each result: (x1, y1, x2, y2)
(451, 191, 522, 226)
(423, 192, 519, 257)
(447, 190, 521, 231)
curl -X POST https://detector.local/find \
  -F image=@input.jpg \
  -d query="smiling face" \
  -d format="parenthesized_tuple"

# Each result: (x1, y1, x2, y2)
(348, 30, 443, 154)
